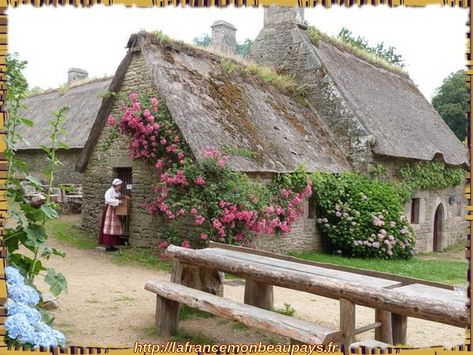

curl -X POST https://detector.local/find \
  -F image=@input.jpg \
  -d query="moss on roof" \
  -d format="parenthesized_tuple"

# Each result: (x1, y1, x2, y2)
(306, 26, 409, 78)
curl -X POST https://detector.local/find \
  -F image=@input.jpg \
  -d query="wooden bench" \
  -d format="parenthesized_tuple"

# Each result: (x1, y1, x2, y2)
(145, 280, 343, 345)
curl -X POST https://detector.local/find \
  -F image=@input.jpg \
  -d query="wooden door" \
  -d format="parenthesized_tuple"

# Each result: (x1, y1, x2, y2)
(115, 168, 132, 242)
(433, 205, 444, 252)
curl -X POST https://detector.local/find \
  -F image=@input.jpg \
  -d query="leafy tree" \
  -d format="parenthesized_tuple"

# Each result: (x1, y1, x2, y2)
(431, 70, 468, 141)
(192, 34, 212, 47)
(236, 39, 253, 58)
(193, 34, 253, 58)
(338, 27, 405, 68)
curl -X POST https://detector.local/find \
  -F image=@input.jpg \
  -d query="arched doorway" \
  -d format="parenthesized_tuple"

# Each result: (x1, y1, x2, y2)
(433, 204, 445, 252)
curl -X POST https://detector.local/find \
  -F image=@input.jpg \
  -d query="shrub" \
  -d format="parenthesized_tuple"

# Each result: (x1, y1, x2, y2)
(312, 172, 416, 259)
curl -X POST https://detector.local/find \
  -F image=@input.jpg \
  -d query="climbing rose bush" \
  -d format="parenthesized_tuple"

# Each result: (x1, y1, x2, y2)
(5, 266, 66, 348)
(108, 92, 312, 247)
(312, 172, 416, 259)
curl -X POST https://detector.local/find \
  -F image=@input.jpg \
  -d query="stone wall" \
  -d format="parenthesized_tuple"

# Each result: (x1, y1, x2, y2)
(81, 52, 322, 253)
(249, 7, 374, 172)
(17, 148, 82, 185)
(81, 51, 161, 247)
(372, 155, 467, 252)
(252, 198, 322, 254)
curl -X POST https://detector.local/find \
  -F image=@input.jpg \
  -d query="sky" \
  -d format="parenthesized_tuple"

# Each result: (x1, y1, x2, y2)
(8, 5, 468, 100)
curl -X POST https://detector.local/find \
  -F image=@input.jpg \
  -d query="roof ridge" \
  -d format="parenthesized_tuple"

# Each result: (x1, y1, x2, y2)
(26, 75, 113, 99)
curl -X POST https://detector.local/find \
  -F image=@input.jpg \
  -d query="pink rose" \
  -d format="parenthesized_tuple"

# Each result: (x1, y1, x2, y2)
(194, 177, 206, 186)
(200, 233, 208, 240)
(107, 115, 116, 126)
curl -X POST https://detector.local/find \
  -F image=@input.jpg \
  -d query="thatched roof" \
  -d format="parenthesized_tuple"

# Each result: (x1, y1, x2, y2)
(17, 77, 112, 150)
(313, 39, 469, 166)
(77, 32, 351, 174)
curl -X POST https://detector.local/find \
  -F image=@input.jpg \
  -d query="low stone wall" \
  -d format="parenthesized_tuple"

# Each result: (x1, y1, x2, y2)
(17, 149, 83, 185)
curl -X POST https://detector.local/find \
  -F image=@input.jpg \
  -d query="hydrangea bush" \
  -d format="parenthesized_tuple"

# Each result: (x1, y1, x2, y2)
(4, 266, 66, 348)
(107, 92, 313, 248)
(312, 172, 416, 259)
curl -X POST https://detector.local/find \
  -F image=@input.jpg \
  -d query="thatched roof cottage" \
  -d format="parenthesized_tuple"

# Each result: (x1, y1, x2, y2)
(248, 6, 468, 252)
(77, 11, 468, 253)
(17, 71, 112, 185)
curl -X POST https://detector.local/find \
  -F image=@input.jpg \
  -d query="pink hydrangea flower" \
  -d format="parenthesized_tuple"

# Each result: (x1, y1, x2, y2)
(181, 240, 191, 248)
(107, 115, 116, 126)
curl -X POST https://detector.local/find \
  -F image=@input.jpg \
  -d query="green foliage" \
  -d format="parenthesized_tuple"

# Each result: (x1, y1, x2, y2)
(5, 53, 68, 308)
(220, 59, 237, 74)
(306, 26, 407, 77)
(179, 304, 213, 320)
(312, 172, 416, 259)
(193, 33, 253, 58)
(274, 303, 296, 317)
(193, 34, 212, 47)
(431, 70, 468, 141)
(112, 247, 173, 272)
(338, 27, 405, 68)
(221, 146, 256, 159)
(236, 39, 253, 58)
(154, 30, 171, 43)
(398, 161, 465, 192)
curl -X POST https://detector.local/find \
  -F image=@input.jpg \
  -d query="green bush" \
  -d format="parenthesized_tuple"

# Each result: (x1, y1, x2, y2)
(312, 172, 416, 259)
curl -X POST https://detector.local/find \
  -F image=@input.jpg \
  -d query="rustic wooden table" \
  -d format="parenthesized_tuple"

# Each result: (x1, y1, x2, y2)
(167, 244, 467, 347)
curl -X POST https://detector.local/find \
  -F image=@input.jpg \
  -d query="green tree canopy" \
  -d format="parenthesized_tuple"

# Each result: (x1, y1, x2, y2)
(192, 34, 253, 58)
(431, 70, 468, 142)
(337, 27, 405, 68)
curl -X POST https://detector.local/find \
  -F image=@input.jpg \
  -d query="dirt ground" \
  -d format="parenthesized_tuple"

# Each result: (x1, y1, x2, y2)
(30, 219, 466, 349)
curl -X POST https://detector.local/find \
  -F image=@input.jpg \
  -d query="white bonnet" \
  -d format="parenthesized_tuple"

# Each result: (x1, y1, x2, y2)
(112, 178, 123, 186)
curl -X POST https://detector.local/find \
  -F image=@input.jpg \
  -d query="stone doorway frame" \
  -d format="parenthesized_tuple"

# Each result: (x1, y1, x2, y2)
(432, 200, 446, 252)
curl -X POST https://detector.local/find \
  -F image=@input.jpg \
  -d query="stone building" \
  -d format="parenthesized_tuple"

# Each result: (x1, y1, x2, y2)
(16, 70, 112, 185)
(76, 31, 351, 250)
(249, 6, 469, 252)
(77, 11, 468, 253)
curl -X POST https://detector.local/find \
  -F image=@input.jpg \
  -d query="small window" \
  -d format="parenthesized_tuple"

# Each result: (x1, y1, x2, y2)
(410, 198, 420, 224)
(308, 196, 316, 219)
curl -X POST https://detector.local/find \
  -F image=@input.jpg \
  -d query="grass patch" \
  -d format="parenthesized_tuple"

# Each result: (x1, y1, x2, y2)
(113, 296, 136, 302)
(46, 217, 96, 250)
(306, 26, 407, 78)
(274, 303, 296, 317)
(171, 330, 215, 345)
(231, 322, 249, 331)
(242, 63, 298, 94)
(179, 305, 213, 320)
(112, 248, 172, 272)
(290, 250, 467, 285)
(224, 273, 241, 280)
(154, 30, 171, 42)
(221, 59, 237, 75)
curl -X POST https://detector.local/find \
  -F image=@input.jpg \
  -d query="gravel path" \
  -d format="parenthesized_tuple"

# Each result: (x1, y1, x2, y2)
(34, 235, 466, 349)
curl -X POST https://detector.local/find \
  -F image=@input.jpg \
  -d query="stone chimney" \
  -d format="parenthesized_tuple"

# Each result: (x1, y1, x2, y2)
(67, 68, 88, 85)
(211, 20, 237, 55)
(263, 6, 304, 27)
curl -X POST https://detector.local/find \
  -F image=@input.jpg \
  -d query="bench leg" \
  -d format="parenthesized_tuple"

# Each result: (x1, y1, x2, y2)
(244, 279, 274, 310)
(374, 309, 393, 344)
(391, 314, 407, 345)
(340, 298, 355, 350)
(156, 295, 180, 337)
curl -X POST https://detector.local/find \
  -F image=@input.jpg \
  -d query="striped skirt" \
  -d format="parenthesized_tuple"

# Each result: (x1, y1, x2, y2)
(98, 205, 123, 247)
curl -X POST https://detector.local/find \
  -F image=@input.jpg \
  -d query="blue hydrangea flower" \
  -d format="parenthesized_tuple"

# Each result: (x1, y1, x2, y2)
(4, 266, 66, 348)
(5, 267, 25, 287)
(8, 284, 40, 306)
(6, 299, 42, 323)
(5, 313, 35, 340)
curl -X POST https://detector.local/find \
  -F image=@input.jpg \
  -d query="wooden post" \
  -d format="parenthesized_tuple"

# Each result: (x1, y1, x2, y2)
(340, 298, 356, 350)
(172, 260, 224, 296)
(244, 279, 274, 310)
(374, 309, 392, 344)
(391, 314, 407, 345)
(155, 295, 180, 337)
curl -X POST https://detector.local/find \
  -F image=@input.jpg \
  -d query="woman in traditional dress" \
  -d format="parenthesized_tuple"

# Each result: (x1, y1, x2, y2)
(98, 178, 124, 252)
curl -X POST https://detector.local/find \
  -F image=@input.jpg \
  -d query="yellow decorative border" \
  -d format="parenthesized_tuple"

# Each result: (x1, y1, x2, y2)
(0, 1, 471, 355)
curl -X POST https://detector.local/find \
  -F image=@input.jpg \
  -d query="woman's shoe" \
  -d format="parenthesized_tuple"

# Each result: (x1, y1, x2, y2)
(105, 246, 118, 252)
